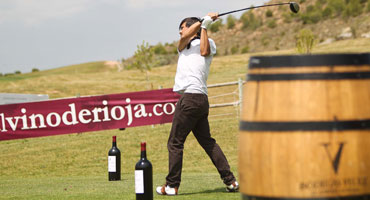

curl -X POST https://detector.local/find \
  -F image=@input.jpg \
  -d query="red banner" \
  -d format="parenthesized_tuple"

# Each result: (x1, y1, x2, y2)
(0, 88, 180, 141)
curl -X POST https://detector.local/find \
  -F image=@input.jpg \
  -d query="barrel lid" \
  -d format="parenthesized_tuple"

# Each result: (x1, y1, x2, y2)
(249, 53, 370, 69)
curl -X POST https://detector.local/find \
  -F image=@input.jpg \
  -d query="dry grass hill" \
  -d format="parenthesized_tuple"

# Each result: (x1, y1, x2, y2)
(209, 0, 370, 55)
(121, 0, 370, 68)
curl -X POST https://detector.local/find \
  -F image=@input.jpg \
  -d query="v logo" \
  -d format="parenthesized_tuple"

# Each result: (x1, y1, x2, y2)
(322, 143, 345, 174)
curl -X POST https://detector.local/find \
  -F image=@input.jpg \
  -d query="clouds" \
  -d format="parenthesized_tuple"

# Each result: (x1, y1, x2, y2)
(0, 0, 269, 74)
(0, 0, 267, 26)
(124, 0, 183, 8)
(0, 0, 120, 26)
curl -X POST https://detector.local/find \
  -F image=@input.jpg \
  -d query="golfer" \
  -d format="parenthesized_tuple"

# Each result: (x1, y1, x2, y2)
(156, 13, 238, 196)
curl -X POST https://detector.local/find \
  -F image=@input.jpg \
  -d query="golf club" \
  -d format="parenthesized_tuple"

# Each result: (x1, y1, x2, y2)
(218, 2, 300, 16)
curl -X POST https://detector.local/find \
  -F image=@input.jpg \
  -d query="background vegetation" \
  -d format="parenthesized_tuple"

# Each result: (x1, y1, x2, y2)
(1, 0, 370, 199)
(1, 37, 370, 199)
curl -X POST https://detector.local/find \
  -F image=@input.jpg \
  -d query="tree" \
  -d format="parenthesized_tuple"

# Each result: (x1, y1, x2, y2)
(129, 41, 157, 84)
(240, 11, 262, 30)
(296, 29, 316, 54)
(209, 19, 223, 33)
(344, 0, 363, 18)
(226, 15, 236, 29)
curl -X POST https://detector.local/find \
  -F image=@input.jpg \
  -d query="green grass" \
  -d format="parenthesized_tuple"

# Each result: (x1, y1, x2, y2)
(0, 120, 240, 199)
(0, 173, 240, 200)
(0, 38, 369, 199)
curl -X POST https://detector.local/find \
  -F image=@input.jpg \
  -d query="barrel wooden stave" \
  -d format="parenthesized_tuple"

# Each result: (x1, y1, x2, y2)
(239, 54, 370, 199)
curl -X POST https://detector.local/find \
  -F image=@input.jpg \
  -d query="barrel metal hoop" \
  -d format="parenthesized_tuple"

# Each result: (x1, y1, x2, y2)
(246, 72, 370, 81)
(248, 54, 370, 68)
(239, 120, 370, 131)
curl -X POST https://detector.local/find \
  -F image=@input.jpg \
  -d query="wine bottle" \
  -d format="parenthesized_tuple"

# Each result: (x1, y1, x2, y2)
(135, 142, 153, 200)
(108, 136, 121, 181)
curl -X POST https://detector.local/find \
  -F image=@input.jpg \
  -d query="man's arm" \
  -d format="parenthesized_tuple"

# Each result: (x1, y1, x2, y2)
(200, 13, 218, 57)
(178, 22, 201, 52)
(200, 28, 210, 56)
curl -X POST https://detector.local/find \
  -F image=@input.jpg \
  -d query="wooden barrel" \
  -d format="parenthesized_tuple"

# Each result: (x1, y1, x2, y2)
(239, 53, 370, 200)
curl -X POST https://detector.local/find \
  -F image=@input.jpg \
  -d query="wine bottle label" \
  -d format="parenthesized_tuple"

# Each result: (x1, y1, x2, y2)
(108, 156, 116, 172)
(135, 170, 144, 194)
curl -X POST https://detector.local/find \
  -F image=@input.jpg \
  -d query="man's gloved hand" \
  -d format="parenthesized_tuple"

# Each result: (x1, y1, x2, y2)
(201, 16, 213, 30)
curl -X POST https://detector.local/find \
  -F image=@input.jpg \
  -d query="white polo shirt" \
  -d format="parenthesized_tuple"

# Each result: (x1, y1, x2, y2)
(173, 38, 217, 95)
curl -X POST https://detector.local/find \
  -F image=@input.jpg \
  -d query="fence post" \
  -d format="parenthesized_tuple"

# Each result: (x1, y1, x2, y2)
(238, 78, 243, 115)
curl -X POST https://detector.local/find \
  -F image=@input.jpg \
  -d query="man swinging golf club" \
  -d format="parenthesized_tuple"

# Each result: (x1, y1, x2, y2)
(156, 13, 238, 196)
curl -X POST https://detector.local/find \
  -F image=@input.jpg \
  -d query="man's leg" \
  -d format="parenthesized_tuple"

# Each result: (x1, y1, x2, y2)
(192, 97, 236, 185)
(166, 94, 199, 188)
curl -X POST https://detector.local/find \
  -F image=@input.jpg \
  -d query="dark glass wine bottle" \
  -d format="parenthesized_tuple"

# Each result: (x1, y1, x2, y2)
(108, 136, 121, 181)
(135, 142, 153, 200)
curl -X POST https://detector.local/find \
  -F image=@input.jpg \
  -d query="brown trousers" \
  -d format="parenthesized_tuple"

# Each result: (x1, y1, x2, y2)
(166, 93, 236, 188)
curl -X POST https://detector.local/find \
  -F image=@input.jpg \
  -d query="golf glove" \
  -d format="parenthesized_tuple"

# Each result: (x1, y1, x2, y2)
(201, 16, 213, 30)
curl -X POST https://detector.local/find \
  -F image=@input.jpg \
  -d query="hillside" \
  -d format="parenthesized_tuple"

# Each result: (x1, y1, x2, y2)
(1, 20, 370, 200)
(121, 0, 370, 68)
(209, 0, 370, 55)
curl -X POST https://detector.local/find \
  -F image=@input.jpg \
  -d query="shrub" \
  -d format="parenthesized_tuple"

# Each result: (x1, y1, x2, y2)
(296, 29, 316, 54)
(266, 10, 273, 17)
(343, 0, 363, 17)
(267, 19, 277, 29)
(15, 70, 21, 74)
(261, 36, 270, 47)
(226, 15, 236, 29)
(241, 46, 249, 54)
(316, 0, 328, 7)
(231, 45, 239, 55)
(240, 11, 262, 30)
(322, 7, 333, 18)
(32, 68, 40, 73)
(328, 0, 346, 16)
(172, 47, 178, 54)
(153, 43, 167, 55)
(209, 19, 223, 33)
(300, 11, 322, 24)
(282, 12, 293, 23)
(306, 5, 315, 13)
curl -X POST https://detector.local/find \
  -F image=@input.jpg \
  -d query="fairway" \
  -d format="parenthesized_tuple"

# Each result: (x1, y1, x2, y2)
(0, 119, 240, 200)
(0, 173, 240, 200)
(1, 37, 370, 199)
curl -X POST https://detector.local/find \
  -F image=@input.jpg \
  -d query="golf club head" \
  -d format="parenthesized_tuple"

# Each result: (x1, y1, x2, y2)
(290, 2, 300, 13)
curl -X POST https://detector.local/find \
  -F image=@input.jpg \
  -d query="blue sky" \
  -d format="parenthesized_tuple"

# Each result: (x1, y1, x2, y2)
(0, 0, 268, 74)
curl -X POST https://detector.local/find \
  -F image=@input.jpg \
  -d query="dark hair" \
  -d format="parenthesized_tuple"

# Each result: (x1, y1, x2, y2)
(179, 17, 201, 37)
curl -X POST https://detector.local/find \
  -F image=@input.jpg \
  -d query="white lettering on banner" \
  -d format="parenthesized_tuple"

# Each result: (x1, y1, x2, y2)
(111, 106, 125, 120)
(164, 103, 175, 115)
(29, 114, 47, 129)
(62, 104, 79, 126)
(0, 99, 177, 133)
(134, 104, 147, 118)
(91, 107, 103, 122)
(46, 112, 61, 127)
(78, 109, 92, 124)
(153, 104, 163, 116)
(20, 109, 29, 130)
(125, 98, 133, 126)
(0, 113, 6, 131)
(6, 116, 21, 131)
(102, 100, 111, 122)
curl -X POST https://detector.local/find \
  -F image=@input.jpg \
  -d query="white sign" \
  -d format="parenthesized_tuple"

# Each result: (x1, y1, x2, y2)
(0, 93, 49, 105)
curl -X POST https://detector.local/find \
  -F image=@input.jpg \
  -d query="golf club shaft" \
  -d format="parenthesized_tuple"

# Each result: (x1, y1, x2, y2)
(219, 2, 290, 16)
